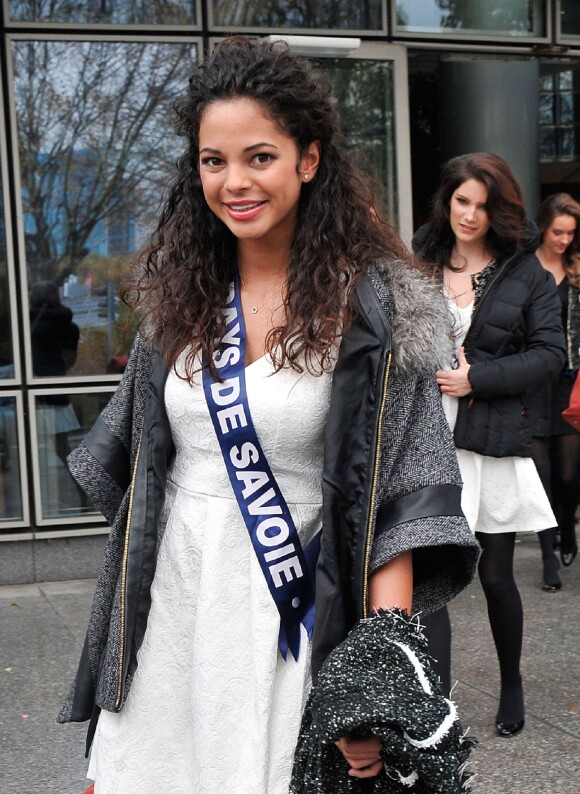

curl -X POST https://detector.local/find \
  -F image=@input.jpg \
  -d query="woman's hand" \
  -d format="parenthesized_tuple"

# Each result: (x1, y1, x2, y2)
(335, 734, 382, 778)
(436, 346, 472, 397)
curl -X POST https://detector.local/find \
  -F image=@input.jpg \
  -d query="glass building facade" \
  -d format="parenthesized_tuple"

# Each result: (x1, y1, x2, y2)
(1, 0, 580, 580)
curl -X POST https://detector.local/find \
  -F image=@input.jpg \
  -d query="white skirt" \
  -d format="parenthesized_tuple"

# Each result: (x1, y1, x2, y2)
(443, 394, 555, 534)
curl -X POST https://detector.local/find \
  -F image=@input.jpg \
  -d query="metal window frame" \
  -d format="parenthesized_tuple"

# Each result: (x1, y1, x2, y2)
(0, 390, 30, 529)
(2, 0, 202, 31)
(28, 385, 115, 526)
(5, 32, 202, 387)
(390, 0, 550, 45)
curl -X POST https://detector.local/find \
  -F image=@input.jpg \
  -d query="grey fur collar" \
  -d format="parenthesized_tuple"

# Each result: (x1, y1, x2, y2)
(372, 259, 453, 374)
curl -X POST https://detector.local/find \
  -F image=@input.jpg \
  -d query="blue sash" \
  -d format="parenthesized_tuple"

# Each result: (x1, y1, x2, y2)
(202, 276, 319, 661)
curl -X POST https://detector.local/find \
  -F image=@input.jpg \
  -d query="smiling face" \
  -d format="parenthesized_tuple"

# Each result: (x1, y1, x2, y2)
(449, 178, 491, 247)
(543, 213, 577, 258)
(198, 98, 319, 254)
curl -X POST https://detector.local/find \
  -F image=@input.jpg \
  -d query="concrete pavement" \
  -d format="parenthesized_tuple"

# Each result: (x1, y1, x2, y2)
(0, 532, 578, 793)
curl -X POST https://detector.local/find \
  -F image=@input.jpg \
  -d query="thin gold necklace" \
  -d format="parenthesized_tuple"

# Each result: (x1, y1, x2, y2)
(445, 283, 474, 300)
(239, 272, 285, 315)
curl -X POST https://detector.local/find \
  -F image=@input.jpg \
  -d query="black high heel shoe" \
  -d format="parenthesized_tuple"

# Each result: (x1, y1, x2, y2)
(496, 678, 524, 738)
(561, 546, 578, 567)
(495, 718, 525, 737)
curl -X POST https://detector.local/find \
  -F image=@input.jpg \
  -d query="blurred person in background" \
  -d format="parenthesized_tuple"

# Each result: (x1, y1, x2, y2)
(529, 193, 580, 590)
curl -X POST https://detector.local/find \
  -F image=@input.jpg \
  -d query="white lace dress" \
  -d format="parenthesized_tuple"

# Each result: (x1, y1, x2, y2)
(87, 353, 333, 793)
(443, 300, 555, 534)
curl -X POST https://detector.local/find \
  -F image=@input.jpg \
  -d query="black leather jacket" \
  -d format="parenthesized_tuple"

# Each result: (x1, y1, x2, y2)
(414, 224, 566, 457)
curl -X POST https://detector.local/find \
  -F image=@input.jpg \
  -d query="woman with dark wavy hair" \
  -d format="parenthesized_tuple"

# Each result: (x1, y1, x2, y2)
(529, 193, 580, 589)
(414, 153, 566, 738)
(59, 39, 480, 792)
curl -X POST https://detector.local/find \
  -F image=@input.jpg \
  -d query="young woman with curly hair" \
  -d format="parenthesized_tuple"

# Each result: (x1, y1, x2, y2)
(414, 153, 566, 738)
(59, 39, 479, 792)
(530, 192, 580, 589)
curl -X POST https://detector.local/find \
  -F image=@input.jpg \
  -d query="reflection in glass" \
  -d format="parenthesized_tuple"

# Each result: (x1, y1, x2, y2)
(318, 59, 397, 223)
(35, 391, 112, 520)
(13, 40, 197, 376)
(559, 70, 574, 90)
(559, 128, 576, 158)
(539, 93, 554, 125)
(30, 281, 80, 378)
(539, 66, 580, 161)
(0, 397, 23, 522)
(539, 127, 556, 159)
(8, 0, 196, 24)
(396, 0, 545, 37)
(0, 159, 15, 380)
(212, 0, 382, 29)
(561, 1, 580, 38)
(558, 94, 574, 123)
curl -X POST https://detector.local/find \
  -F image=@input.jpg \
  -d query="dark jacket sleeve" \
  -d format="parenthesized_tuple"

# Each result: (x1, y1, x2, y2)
(468, 262, 566, 398)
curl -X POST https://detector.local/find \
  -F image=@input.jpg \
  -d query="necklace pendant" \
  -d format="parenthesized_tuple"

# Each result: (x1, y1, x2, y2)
(251, 306, 258, 314)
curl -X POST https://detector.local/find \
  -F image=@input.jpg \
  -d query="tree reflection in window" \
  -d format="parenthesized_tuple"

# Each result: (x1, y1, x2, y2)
(318, 58, 396, 223)
(212, 0, 382, 30)
(8, 0, 196, 24)
(396, 0, 544, 36)
(13, 40, 197, 375)
(0, 193, 14, 379)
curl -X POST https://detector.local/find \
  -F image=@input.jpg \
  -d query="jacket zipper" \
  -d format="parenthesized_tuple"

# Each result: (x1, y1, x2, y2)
(361, 351, 392, 618)
(115, 438, 142, 710)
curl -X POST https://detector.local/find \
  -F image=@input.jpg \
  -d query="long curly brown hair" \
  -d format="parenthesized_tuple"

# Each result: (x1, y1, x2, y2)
(123, 36, 412, 379)
(417, 152, 535, 273)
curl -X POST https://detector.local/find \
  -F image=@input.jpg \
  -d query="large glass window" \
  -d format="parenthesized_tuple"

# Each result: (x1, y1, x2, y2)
(11, 39, 198, 379)
(0, 396, 24, 523)
(8, 0, 197, 25)
(561, 1, 580, 40)
(211, 0, 382, 30)
(0, 161, 15, 380)
(395, 0, 546, 38)
(319, 58, 398, 223)
(539, 66, 580, 161)
(32, 389, 113, 522)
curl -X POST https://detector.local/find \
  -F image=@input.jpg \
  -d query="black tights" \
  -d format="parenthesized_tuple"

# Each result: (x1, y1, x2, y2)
(423, 532, 524, 722)
(422, 607, 452, 697)
(533, 435, 580, 555)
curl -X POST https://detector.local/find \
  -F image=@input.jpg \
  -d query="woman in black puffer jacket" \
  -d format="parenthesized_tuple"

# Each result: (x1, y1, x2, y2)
(413, 152, 566, 738)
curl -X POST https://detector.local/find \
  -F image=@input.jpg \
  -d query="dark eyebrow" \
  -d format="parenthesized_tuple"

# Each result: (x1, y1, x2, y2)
(455, 192, 486, 205)
(244, 142, 278, 152)
(199, 142, 279, 155)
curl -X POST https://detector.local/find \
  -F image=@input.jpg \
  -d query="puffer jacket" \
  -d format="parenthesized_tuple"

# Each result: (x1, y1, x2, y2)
(58, 261, 480, 741)
(413, 224, 566, 458)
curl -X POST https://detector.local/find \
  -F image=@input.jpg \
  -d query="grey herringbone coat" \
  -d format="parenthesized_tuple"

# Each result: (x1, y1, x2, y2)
(58, 262, 479, 730)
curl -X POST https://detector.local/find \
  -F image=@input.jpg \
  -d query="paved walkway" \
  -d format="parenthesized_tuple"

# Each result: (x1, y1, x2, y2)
(0, 533, 578, 793)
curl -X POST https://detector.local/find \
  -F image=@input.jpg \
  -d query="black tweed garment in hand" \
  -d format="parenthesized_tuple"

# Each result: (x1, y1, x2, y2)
(291, 610, 475, 793)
